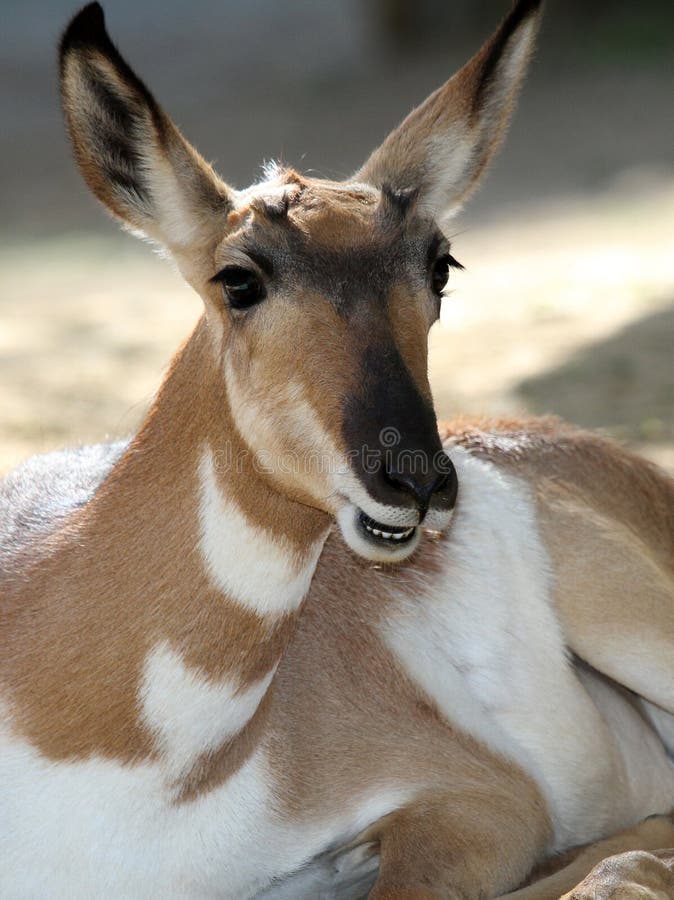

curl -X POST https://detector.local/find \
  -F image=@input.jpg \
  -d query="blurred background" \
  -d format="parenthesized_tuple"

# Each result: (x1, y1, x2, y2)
(1, 0, 673, 474)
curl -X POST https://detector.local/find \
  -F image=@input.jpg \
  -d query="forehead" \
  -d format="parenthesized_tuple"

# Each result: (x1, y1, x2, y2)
(220, 170, 441, 290)
(235, 171, 381, 243)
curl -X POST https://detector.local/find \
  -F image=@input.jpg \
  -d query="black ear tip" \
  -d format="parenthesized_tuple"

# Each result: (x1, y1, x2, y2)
(513, 0, 544, 19)
(499, 0, 543, 43)
(60, 3, 108, 58)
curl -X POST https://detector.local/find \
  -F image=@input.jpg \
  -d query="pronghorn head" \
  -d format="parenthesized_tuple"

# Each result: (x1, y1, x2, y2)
(60, 1, 542, 563)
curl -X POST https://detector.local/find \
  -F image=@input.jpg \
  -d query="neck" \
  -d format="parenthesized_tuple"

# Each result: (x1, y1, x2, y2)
(141, 318, 330, 614)
(9, 318, 330, 782)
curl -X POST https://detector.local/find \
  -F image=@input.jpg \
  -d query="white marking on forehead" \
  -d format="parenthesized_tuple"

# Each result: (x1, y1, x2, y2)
(139, 640, 275, 780)
(234, 171, 380, 214)
(234, 180, 290, 208)
(198, 446, 321, 616)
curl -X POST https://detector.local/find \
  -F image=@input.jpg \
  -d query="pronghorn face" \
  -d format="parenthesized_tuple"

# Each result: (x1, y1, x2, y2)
(60, 1, 542, 562)
(211, 172, 461, 561)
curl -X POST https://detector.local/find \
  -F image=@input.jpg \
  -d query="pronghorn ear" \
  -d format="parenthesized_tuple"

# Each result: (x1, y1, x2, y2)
(356, 0, 543, 220)
(59, 3, 232, 251)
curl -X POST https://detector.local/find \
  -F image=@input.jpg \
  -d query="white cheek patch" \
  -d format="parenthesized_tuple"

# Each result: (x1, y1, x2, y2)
(223, 366, 345, 500)
(223, 362, 303, 453)
(139, 640, 275, 780)
(198, 447, 322, 617)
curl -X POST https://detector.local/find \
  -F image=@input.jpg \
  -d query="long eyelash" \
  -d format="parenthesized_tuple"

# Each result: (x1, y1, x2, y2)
(209, 252, 274, 285)
(447, 254, 465, 271)
(209, 269, 231, 285)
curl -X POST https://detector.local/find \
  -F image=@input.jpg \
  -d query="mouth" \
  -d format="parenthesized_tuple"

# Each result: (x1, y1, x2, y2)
(357, 511, 417, 546)
(335, 502, 424, 564)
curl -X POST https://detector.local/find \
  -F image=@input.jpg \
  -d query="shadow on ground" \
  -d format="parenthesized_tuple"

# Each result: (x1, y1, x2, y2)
(517, 301, 674, 443)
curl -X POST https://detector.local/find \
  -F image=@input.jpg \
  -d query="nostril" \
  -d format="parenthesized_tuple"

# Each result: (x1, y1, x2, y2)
(384, 468, 422, 502)
(384, 463, 457, 519)
(431, 471, 451, 495)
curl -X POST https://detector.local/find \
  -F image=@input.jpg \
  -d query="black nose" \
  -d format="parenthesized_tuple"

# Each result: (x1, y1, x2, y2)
(384, 459, 457, 521)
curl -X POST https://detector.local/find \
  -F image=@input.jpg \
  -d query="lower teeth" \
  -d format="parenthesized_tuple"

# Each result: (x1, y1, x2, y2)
(364, 524, 414, 542)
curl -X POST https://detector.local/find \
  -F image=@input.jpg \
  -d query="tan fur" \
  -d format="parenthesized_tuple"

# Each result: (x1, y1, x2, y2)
(5, 2, 673, 896)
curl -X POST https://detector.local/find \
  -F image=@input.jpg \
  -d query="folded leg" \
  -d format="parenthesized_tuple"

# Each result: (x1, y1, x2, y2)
(366, 787, 550, 900)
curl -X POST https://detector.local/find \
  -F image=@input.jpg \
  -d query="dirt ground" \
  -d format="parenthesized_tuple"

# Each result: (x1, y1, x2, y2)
(1, 171, 672, 477)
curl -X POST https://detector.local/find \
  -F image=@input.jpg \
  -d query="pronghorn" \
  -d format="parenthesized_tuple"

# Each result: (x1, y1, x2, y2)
(1, 1, 673, 897)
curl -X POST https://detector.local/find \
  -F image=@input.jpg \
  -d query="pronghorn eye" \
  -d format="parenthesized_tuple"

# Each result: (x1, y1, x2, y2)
(431, 253, 463, 297)
(218, 266, 266, 310)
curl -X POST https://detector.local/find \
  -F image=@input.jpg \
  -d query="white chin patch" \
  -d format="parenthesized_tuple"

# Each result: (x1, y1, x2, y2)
(336, 505, 422, 563)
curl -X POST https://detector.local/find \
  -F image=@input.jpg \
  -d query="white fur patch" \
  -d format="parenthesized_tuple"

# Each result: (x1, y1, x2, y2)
(139, 641, 275, 780)
(497, 18, 538, 90)
(381, 447, 674, 851)
(198, 446, 322, 616)
(0, 727, 270, 898)
(0, 718, 408, 899)
(256, 785, 414, 900)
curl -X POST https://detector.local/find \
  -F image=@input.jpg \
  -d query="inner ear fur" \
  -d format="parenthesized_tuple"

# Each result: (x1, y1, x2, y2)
(59, 3, 232, 250)
(357, 0, 544, 219)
